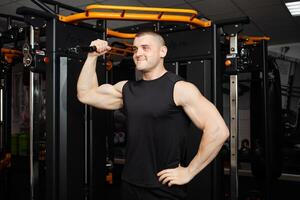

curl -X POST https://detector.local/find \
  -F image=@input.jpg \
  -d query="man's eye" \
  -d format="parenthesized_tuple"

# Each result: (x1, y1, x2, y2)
(142, 46, 150, 51)
(132, 46, 138, 53)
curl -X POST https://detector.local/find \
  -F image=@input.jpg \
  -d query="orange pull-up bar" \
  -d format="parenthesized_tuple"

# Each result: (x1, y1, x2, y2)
(85, 4, 198, 15)
(240, 36, 271, 45)
(1, 48, 22, 64)
(1, 48, 22, 55)
(58, 4, 211, 29)
(106, 29, 136, 39)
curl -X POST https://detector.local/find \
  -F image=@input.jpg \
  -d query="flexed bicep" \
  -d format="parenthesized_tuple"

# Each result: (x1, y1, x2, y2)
(78, 80, 127, 110)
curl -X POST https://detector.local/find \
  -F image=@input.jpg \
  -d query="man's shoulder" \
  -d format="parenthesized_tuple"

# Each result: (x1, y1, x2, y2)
(173, 81, 189, 106)
(174, 80, 194, 91)
(174, 80, 201, 104)
(114, 80, 128, 93)
(165, 71, 184, 83)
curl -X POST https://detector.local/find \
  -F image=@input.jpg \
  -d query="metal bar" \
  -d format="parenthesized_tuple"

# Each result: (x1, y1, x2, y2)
(1, 48, 22, 55)
(84, 52, 89, 199)
(29, 72, 35, 200)
(213, 24, 217, 106)
(239, 35, 270, 41)
(175, 62, 179, 75)
(58, 12, 211, 27)
(156, 21, 160, 32)
(45, 16, 57, 200)
(0, 87, 3, 123)
(28, 24, 42, 200)
(37, 0, 84, 13)
(203, 60, 212, 103)
(16, 6, 54, 20)
(109, 46, 134, 55)
(87, 104, 92, 200)
(212, 24, 224, 200)
(230, 75, 238, 200)
(31, 0, 57, 16)
(103, 20, 108, 83)
(230, 36, 238, 54)
(59, 57, 68, 200)
(29, 25, 35, 200)
(7, 16, 12, 30)
(85, 4, 198, 15)
(0, 86, 3, 151)
(84, 103, 89, 200)
(242, 35, 271, 45)
(262, 40, 272, 200)
(0, 13, 24, 21)
(106, 29, 136, 38)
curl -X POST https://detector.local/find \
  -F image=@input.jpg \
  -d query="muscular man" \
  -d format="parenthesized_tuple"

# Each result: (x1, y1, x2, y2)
(77, 31, 229, 200)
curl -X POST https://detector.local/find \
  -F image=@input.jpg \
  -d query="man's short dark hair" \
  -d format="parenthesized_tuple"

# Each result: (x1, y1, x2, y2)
(135, 30, 165, 46)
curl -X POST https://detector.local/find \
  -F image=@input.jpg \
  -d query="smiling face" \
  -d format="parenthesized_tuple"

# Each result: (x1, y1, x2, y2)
(132, 33, 167, 73)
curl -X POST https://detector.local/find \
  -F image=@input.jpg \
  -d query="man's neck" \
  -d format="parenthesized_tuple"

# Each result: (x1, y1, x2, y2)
(142, 67, 167, 81)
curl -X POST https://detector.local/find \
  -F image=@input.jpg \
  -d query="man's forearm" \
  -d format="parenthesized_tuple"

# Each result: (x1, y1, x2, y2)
(187, 126, 229, 178)
(77, 56, 99, 95)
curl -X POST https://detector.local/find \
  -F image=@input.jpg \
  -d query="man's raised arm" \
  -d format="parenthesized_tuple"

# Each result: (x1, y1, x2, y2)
(77, 39, 127, 110)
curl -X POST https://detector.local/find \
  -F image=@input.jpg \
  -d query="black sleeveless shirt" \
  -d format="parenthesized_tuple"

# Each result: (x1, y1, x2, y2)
(122, 71, 190, 194)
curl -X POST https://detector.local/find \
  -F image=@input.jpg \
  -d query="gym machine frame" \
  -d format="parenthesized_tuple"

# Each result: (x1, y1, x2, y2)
(55, 4, 227, 200)
(0, 14, 24, 164)
(218, 18, 271, 200)
(0, 13, 25, 199)
(18, 1, 227, 200)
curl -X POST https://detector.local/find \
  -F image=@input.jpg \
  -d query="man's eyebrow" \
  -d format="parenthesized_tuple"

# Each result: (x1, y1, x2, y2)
(133, 44, 150, 47)
(132, 44, 150, 50)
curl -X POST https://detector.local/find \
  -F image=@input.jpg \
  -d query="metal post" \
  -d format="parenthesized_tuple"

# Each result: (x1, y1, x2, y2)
(229, 34, 239, 200)
(29, 25, 36, 200)
(262, 40, 271, 200)
(59, 57, 68, 200)
(46, 16, 58, 200)
(213, 24, 218, 106)
(0, 79, 3, 151)
(156, 21, 160, 32)
(29, 24, 42, 200)
(230, 74, 238, 200)
(84, 82, 89, 200)
(212, 24, 224, 200)
(102, 20, 108, 84)
(175, 62, 179, 75)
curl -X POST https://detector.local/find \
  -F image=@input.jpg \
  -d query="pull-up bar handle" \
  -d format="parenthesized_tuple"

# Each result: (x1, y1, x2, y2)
(1, 48, 23, 55)
(106, 29, 136, 39)
(85, 4, 198, 15)
(59, 12, 211, 28)
(241, 36, 270, 41)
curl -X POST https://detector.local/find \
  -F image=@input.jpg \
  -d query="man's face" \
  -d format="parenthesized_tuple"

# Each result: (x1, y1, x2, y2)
(132, 34, 166, 72)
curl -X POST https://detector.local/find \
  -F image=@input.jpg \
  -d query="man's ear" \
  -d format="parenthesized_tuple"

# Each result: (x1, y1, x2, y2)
(160, 46, 167, 58)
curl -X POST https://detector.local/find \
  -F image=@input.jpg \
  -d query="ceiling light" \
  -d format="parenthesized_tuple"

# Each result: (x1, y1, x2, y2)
(286, 1, 300, 16)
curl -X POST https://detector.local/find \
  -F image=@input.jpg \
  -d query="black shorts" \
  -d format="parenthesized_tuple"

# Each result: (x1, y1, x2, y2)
(121, 181, 187, 200)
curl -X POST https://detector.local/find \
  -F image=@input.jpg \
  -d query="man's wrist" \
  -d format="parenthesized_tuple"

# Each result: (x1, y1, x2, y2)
(87, 54, 99, 60)
(187, 165, 198, 179)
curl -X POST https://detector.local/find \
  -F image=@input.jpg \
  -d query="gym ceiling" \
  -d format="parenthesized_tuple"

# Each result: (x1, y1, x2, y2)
(0, 0, 300, 45)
